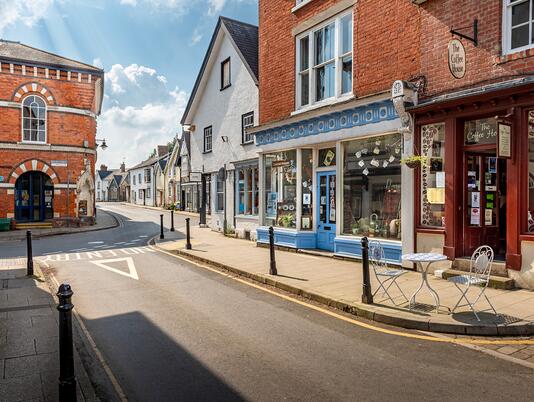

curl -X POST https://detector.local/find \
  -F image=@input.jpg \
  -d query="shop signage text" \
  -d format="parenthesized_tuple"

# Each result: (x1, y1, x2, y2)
(464, 118, 497, 145)
(448, 39, 466, 79)
(498, 122, 512, 159)
(272, 160, 290, 168)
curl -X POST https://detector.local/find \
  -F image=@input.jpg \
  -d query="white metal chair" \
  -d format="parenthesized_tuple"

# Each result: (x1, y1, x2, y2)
(448, 245, 497, 321)
(369, 240, 408, 305)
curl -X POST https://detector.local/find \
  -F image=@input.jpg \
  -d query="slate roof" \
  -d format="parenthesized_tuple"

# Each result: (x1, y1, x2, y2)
(112, 174, 123, 186)
(98, 170, 113, 180)
(0, 39, 103, 74)
(158, 158, 168, 171)
(181, 17, 258, 125)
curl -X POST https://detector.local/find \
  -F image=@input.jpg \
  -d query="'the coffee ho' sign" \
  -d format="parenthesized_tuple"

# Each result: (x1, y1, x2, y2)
(448, 39, 466, 79)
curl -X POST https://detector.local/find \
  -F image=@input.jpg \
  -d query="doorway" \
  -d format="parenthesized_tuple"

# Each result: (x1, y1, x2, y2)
(15, 171, 54, 222)
(463, 152, 506, 258)
(316, 171, 336, 251)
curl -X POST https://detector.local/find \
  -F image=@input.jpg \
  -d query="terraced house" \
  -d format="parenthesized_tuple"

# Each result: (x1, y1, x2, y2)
(0, 40, 103, 228)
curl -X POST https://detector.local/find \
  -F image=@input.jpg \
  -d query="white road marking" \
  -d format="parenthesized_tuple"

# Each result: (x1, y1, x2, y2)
(90, 257, 139, 280)
(88, 241, 104, 244)
(114, 242, 126, 245)
(139, 235, 148, 238)
(38, 246, 155, 263)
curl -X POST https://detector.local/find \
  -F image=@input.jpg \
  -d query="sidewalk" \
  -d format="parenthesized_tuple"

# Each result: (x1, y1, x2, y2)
(0, 208, 119, 242)
(119, 202, 201, 218)
(0, 259, 98, 401)
(155, 226, 534, 336)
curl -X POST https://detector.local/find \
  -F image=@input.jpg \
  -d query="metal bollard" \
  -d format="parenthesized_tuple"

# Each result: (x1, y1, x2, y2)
(170, 210, 175, 232)
(361, 237, 373, 304)
(26, 230, 34, 276)
(160, 214, 164, 240)
(57, 283, 77, 402)
(185, 218, 192, 250)
(269, 226, 277, 275)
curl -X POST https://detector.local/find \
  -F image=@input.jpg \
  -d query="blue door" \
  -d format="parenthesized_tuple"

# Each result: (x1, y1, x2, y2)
(316, 171, 336, 251)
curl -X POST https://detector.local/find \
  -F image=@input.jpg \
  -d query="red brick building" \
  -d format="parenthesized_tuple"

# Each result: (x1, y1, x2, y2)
(0, 40, 103, 227)
(408, 0, 534, 288)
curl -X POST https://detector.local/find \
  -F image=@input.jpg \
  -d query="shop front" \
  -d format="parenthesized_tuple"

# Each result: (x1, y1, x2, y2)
(255, 98, 408, 264)
(410, 79, 534, 286)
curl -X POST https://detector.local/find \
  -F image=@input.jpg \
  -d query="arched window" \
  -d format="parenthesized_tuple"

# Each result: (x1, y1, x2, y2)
(22, 95, 46, 143)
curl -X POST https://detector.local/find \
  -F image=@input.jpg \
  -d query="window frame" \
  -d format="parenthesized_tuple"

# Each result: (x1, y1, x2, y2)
(241, 112, 255, 145)
(21, 94, 47, 144)
(503, 0, 534, 55)
(220, 57, 231, 90)
(216, 174, 225, 212)
(235, 165, 259, 216)
(295, 10, 353, 111)
(204, 126, 213, 153)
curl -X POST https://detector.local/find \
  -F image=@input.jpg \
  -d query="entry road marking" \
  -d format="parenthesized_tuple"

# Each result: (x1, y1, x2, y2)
(90, 257, 139, 280)
(38, 246, 155, 263)
(152, 245, 534, 347)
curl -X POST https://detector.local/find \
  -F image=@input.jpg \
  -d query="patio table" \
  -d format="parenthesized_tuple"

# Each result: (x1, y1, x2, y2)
(402, 253, 448, 313)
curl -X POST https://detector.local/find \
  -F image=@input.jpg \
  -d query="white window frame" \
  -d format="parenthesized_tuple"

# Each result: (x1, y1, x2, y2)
(295, 10, 353, 112)
(216, 175, 224, 212)
(503, 0, 534, 55)
(293, 0, 315, 12)
(144, 168, 151, 183)
(235, 166, 259, 216)
(242, 112, 255, 144)
(204, 126, 213, 153)
(21, 94, 47, 144)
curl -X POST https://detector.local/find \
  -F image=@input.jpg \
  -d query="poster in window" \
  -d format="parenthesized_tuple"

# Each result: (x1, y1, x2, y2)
(470, 208, 480, 225)
(497, 123, 512, 159)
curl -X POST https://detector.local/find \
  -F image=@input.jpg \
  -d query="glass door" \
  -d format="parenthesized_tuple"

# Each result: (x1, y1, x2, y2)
(316, 171, 336, 251)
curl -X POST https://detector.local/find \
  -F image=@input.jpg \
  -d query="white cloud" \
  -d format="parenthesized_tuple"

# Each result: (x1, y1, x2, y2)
(0, 0, 55, 35)
(207, 0, 225, 16)
(97, 63, 187, 168)
(190, 28, 203, 46)
(120, 0, 137, 5)
(92, 58, 104, 69)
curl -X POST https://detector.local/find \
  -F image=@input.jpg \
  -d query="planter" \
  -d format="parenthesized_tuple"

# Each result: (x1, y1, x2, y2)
(404, 160, 420, 169)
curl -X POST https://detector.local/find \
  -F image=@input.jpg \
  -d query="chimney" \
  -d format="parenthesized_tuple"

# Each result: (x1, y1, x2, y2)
(157, 145, 169, 157)
(120, 162, 125, 173)
(100, 164, 107, 171)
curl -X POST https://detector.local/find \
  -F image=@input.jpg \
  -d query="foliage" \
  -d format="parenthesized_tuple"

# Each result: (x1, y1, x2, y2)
(400, 155, 428, 168)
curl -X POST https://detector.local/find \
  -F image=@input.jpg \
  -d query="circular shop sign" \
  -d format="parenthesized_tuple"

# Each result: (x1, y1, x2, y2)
(448, 39, 466, 79)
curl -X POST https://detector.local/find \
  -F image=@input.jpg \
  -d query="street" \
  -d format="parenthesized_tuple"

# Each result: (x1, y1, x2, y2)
(1, 203, 534, 401)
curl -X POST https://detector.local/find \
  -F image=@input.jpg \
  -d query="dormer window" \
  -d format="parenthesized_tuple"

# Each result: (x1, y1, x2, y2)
(22, 95, 46, 143)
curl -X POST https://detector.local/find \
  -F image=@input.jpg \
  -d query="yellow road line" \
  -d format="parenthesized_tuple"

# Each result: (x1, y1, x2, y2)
(152, 246, 534, 346)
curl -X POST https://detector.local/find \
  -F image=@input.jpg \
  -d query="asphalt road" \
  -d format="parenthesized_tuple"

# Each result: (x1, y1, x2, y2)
(1, 203, 534, 401)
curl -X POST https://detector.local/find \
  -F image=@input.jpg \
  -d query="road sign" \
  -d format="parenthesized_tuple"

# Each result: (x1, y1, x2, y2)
(90, 257, 139, 280)
(52, 160, 68, 167)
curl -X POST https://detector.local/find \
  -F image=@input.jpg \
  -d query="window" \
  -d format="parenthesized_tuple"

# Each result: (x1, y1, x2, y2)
(138, 190, 143, 199)
(504, 0, 534, 54)
(138, 173, 142, 184)
(242, 112, 254, 144)
(420, 123, 446, 228)
(216, 174, 224, 212)
(221, 58, 231, 90)
(204, 126, 213, 153)
(144, 168, 151, 183)
(146, 188, 151, 199)
(97, 182, 100, 190)
(22, 95, 46, 142)
(133, 175, 136, 185)
(296, 12, 352, 109)
(301, 149, 313, 230)
(236, 166, 259, 215)
(342, 134, 402, 240)
(264, 150, 297, 228)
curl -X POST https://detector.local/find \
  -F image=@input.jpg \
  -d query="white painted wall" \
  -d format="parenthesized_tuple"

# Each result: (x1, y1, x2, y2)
(129, 166, 156, 206)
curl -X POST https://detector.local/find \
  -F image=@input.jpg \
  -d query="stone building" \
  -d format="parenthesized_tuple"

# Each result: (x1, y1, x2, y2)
(0, 40, 103, 227)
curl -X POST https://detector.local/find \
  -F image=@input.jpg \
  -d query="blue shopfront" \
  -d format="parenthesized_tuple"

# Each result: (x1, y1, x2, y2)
(255, 98, 405, 264)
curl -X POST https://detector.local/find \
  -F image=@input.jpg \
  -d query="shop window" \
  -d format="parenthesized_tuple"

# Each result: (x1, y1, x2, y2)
(296, 11, 353, 110)
(464, 118, 497, 145)
(420, 123, 446, 228)
(503, 0, 534, 54)
(22, 95, 46, 143)
(216, 175, 224, 212)
(236, 166, 258, 216)
(301, 149, 313, 230)
(318, 147, 336, 167)
(264, 150, 297, 228)
(342, 134, 402, 240)
(528, 111, 534, 232)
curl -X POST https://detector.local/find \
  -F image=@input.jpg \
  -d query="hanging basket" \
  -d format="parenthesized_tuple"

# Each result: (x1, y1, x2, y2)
(404, 160, 420, 169)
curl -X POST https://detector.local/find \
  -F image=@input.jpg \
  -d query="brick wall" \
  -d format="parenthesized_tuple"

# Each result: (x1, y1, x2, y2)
(418, 0, 534, 98)
(258, 0, 421, 125)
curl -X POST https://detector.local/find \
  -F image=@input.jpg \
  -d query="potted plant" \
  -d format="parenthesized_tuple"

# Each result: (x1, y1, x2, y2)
(279, 213, 295, 228)
(400, 155, 428, 169)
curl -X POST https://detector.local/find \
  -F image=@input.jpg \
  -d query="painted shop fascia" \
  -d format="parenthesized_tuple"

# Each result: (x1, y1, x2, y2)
(253, 93, 414, 264)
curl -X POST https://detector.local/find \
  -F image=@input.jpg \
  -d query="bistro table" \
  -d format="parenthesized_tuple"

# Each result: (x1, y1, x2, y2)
(401, 253, 448, 313)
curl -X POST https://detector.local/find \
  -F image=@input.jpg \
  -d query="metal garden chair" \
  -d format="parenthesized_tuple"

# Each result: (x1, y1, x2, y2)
(369, 240, 408, 305)
(448, 245, 497, 321)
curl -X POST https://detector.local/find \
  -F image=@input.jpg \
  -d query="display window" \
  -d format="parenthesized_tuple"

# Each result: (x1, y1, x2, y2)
(301, 149, 313, 230)
(264, 150, 297, 228)
(342, 134, 402, 240)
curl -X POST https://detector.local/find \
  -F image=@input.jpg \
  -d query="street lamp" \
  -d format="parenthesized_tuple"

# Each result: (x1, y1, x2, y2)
(96, 138, 108, 150)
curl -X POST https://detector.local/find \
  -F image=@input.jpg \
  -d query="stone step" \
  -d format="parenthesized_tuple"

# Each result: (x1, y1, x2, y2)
(440, 268, 515, 290)
(15, 222, 53, 230)
(452, 257, 508, 277)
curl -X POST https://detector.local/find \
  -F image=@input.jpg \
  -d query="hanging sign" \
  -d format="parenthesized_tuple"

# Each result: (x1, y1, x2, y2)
(189, 172, 202, 182)
(448, 39, 466, 79)
(497, 122, 512, 159)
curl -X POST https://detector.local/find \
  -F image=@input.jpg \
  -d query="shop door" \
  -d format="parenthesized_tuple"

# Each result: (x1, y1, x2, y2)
(317, 171, 336, 251)
(15, 172, 48, 222)
(463, 153, 506, 257)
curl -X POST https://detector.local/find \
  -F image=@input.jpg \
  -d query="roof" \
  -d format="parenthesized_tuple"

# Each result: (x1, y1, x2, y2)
(158, 158, 168, 171)
(181, 16, 258, 125)
(131, 154, 166, 170)
(112, 174, 123, 186)
(0, 39, 104, 74)
(98, 170, 113, 180)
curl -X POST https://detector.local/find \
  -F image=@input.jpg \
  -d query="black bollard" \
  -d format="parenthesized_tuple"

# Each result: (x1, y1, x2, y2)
(160, 214, 164, 240)
(26, 230, 33, 276)
(361, 237, 373, 304)
(185, 218, 192, 250)
(170, 210, 175, 232)
(57, 283, 77, 402)
(269, 226, 277, 275)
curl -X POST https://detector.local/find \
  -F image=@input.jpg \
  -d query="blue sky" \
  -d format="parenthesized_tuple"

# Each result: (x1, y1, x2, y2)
(0, 0, 258, 167)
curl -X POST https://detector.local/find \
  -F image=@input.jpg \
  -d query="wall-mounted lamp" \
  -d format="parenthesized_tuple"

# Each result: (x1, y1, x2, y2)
(183, 125, 196, 133)
(96, 138, 108, 150)
(221, 135, 229, 143)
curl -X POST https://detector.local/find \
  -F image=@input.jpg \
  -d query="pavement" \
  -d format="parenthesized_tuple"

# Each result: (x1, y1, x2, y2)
(0, 258, 98, 401)
(0, 206, 119, 241)
(3, 203, 534, 400)
(154, 224, 534, 336)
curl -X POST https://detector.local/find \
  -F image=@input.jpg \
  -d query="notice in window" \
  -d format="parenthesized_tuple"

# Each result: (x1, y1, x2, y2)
(471, 192, 480, 208)
(470, 208, 480, 225)
(436, 171, 445, 188)
(485, 209, 493, 225)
